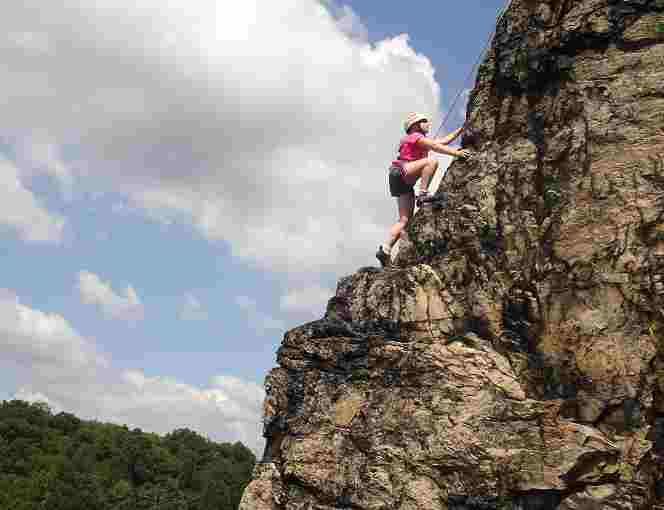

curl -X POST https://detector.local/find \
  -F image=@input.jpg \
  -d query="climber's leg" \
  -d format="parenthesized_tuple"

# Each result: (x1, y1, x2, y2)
(377, 192, 415, 267)
(387, 192, 415, 249)
(378, 167, 417, 267)
(402, 157, 439, 192)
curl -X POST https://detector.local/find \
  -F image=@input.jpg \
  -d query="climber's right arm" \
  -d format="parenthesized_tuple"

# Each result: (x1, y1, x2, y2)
(417, 137, 473, 160)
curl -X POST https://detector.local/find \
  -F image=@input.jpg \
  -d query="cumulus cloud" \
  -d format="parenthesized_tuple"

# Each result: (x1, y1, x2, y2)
(280, 284, 333, 318)
(0, 0, 441, 277)
(179, 292, 208, 321)
(13, 138, 75, 199)
(77, 270, 145, 321)
(0, 288, 102, 370)
(1, 288, 264, 452)
(16, 370, 264, 453)
(0, 156, 64, 243)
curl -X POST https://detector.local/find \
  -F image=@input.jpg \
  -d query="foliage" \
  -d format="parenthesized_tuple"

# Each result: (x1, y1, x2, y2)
(0, 400, 255, 510)
(542, 175, 562, 209)
(350, 368, 370, 383)
(479, 224, 499, 253)
(413, 237, 447, 260)
(514, 50, 529, 83)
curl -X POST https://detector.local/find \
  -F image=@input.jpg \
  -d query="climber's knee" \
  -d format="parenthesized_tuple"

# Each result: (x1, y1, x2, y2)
(425, 158, 438, 172)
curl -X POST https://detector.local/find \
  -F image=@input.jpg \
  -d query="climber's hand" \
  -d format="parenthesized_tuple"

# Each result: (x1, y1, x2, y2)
(457, 149, 473, 160)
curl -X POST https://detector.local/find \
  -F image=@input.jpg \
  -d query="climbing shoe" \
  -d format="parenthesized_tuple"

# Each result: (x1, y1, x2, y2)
(375, 245, 390, 268)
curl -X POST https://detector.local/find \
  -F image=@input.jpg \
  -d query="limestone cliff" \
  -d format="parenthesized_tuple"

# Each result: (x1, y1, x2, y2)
(241, 1, 664, 508)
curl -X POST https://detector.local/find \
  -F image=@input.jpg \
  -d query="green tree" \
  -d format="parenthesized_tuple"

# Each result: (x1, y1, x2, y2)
(0, 400, 255, 510)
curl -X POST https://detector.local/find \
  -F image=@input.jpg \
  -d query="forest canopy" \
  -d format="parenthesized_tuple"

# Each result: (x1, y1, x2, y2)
(0, 399, 256, 510)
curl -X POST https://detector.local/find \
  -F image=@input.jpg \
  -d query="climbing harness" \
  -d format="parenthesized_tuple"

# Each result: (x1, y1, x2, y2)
(433, 0, 516, 138)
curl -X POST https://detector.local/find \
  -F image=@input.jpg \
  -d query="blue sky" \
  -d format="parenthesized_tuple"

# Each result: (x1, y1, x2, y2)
(0, 0, 506, 452)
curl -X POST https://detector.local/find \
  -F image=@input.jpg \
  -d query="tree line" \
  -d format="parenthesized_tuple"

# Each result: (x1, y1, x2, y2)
(0, 400, 255, 510)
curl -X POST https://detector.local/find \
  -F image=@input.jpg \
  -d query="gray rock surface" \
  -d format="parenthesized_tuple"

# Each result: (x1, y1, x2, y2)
(241, 1, 664, 508)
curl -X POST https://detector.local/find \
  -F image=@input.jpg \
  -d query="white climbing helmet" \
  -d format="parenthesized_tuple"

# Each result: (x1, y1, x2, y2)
(403, 112, 428, 133)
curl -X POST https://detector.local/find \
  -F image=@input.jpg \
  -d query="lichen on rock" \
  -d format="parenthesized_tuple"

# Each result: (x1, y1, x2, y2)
(241, 1, 664, 508)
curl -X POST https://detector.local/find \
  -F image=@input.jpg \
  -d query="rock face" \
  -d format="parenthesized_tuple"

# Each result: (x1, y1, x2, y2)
(241, 1, 664, 509)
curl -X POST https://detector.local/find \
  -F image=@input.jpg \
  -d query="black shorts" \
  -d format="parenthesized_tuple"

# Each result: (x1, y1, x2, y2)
(388, 165, 414, 197)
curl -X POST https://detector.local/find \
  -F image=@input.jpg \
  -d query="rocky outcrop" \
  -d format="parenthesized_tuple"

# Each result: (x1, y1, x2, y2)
(241, 1, 664, 509)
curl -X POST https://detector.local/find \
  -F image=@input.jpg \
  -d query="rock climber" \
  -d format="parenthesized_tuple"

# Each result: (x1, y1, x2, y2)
(375, 112, 473, 267)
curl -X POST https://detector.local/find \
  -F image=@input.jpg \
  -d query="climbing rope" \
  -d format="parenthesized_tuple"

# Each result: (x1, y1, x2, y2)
(434, 0, 516, 138)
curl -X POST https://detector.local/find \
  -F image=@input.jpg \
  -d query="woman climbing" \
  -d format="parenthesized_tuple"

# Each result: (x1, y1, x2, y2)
(375, 112, 473, 268)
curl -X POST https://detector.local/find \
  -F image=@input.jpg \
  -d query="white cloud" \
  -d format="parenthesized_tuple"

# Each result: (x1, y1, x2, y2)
(211, 375, 264, 410)
(281, 284, 332, 318)
(0, 0, 441, 277)
(16, 370, 264, 454)
(1, 288, 264, 452)
(0, 156, 64, 243)
(0, 288, 102, 370)
(77, 270, 145, 321)
(13, 138, 74, 199)
(179, 292, 208, 321)
(7, 31, 51, 55)
(236, 296, 286, 335)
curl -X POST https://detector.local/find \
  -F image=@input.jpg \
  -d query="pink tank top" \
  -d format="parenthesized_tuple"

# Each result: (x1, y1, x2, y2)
(397, 133, 429, 162)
